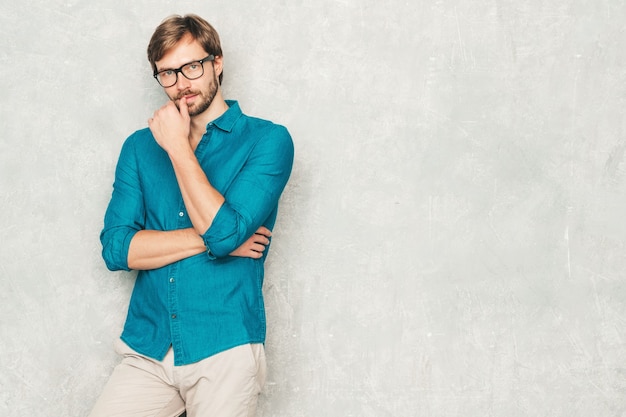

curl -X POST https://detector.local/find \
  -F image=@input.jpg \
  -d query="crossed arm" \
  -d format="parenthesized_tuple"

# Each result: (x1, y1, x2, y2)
(127, 226, 271, 271)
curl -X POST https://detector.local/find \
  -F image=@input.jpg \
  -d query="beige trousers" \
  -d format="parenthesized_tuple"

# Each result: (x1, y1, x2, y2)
(88, 339, 267, 417)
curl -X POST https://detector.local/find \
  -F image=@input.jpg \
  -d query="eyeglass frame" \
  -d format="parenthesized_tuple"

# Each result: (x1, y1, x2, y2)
(153, 55, 215, 87)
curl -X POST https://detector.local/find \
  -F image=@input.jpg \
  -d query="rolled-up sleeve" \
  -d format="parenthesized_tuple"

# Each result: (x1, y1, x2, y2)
(202, 125, 294, 258)
(100, 135, 145, 271)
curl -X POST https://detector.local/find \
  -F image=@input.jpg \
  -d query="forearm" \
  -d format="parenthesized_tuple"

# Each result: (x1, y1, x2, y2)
(127, 228, 206, 270)
(169, 148, 225, 234)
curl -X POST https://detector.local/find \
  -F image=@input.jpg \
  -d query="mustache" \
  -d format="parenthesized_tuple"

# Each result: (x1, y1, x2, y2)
(175, 90, 200, 101)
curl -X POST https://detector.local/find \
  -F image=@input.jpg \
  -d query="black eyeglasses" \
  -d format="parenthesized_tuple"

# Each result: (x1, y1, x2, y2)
(153, 55, 215, 87)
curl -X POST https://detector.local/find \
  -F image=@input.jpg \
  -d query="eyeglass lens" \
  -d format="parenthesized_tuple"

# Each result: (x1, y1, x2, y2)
(157, 61, 205, 87)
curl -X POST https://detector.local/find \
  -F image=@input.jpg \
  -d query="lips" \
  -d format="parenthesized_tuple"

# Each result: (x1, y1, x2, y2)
(182, 95, 197, 105)
(177, 91, 199, 102)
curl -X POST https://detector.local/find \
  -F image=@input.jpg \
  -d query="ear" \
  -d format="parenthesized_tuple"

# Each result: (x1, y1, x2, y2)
(212, 55, 224, 79)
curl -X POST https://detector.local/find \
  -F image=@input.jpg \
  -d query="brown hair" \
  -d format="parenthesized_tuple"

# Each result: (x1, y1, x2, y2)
(147, 14, 224, 84)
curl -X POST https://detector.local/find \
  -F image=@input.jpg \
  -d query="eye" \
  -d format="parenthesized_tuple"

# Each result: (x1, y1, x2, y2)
(162, 70, 175, 76)
(187, 63, 200, 71)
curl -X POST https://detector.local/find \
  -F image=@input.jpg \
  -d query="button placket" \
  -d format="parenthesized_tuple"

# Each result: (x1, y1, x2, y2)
(167, 259, 181, 359)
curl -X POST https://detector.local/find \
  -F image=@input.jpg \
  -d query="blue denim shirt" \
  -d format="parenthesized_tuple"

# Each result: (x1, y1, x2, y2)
(100, 101, 294, 365)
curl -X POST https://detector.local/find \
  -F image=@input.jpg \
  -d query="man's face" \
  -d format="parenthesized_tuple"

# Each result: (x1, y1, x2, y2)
(155, 35, 220, 117)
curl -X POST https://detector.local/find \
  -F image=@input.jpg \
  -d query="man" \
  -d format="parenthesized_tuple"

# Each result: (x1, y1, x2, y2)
(90, 14, 294, 417)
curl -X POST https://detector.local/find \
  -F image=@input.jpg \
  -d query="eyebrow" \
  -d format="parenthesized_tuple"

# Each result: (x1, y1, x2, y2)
(156, 58, 204, 73)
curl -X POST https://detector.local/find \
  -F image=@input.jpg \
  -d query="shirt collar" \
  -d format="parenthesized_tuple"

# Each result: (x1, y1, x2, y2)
(210, 100, 242, 133)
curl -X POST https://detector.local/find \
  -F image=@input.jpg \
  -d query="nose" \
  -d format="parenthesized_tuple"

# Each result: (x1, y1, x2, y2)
(174, 71, 192, 91)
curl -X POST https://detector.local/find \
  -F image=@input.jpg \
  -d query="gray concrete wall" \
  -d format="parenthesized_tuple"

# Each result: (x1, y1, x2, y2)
(1, 0, 625, 416)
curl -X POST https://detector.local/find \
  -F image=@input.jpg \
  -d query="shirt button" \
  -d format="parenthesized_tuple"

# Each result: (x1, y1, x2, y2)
(169, 277, 175, 283)
(178, 211, 184, 217)
(171, 314, 177, 319)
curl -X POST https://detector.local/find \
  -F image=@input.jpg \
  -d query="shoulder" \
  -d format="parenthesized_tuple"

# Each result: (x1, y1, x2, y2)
(245, 117, 293, 163)
(120, 128, 160, 153)
(239, 114, 293, 147)
(226, 100, 292, 144)
(114, 128, 166, 171)
(124, 127, 155, 145)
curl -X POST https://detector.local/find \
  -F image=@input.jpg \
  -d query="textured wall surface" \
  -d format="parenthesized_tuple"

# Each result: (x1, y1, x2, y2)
(1, 1, 626, 416)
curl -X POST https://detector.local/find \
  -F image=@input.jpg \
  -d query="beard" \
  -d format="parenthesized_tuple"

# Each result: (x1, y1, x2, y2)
(174, 71, 219, 116)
